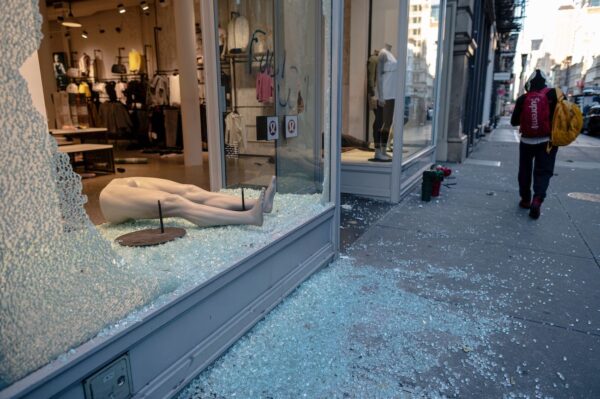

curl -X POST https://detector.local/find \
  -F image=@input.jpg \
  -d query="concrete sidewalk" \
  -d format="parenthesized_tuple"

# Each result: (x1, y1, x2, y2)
(177, 119, 600, 398)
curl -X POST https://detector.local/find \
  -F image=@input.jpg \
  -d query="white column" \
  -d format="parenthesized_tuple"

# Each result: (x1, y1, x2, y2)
(200, 0, 224, 191)
(173, 0, 203, 166)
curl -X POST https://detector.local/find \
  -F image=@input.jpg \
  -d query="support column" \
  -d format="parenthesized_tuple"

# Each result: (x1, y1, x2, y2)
(173, 0, 203, 166)
(445, 0, 475, 162)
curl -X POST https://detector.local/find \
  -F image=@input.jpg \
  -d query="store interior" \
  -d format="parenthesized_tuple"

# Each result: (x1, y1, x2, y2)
(340, 0, 441, 164)
(2, 0, 335, 389)
(38, 0, 282, 224)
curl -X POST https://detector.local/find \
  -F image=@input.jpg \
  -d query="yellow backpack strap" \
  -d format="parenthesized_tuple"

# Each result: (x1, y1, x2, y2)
(555, 87, 564, 101)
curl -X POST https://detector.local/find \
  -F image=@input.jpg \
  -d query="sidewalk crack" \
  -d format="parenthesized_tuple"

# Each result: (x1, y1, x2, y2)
(554, 194, 600, 269)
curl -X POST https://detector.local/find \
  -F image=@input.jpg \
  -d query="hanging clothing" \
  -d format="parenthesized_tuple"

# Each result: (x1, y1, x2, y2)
(149, 74, 169, 106)
(377, 48, 398, 100)
(164, 108, 180, 148)
(98, 102, 132, 134)
(227, 15, 249, 53)
(149, 107, 166, 144)
(129, 49, 142, 73)
(78, 53, 91, 77)
(115, 81, 128, 105)
(125, 80, 147, 108)
(256, 70, 273, 104)
(87, 101, 100, 127)
(78, 82, 91, 98)
(75, 94, 90, 128)
(51, 91, 73, 129)
(168, 75, 181, 106)
(92, 82, 109, 103)
(224, 112, 247, 153)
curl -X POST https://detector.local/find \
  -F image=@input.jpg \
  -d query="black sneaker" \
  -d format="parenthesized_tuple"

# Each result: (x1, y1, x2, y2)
(529, 196, 542, 219)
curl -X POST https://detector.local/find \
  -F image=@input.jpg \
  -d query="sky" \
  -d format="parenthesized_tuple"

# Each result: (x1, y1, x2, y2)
(515, 0, 563, 58)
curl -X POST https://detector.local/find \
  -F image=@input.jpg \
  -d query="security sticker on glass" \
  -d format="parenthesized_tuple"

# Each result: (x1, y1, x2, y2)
(267, 116, 279, 140)
(285, 115, 298, 138)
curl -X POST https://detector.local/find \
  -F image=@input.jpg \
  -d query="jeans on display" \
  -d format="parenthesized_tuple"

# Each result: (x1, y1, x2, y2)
(518, 141, 558, 200)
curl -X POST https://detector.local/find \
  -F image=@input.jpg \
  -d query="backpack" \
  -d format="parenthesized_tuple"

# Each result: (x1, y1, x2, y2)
(520, 87, 551, 137)
(550, 87, 583, 147)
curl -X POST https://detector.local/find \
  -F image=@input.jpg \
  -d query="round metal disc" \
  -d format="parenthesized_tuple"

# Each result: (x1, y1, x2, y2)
(115, 227, 186, 247)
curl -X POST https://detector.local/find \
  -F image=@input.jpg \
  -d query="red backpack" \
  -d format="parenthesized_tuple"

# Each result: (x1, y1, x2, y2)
(520, 87, 551, 137)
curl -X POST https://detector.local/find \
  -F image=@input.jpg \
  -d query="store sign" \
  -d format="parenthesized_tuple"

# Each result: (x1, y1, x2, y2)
(267, 116, 279, 140)
(493, 72, 511, 81)
(285, 115, 298, 138)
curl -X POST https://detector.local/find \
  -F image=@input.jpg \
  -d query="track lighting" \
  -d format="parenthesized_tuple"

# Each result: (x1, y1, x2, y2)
(81, 30, 88, 39)
(61, 1, 82, 28)
(118, 4, 126, 14)
(140, 1, 149, 11)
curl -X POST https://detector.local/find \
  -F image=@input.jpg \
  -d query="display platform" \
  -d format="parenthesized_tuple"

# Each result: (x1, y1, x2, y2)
(1, 192, 335, 399)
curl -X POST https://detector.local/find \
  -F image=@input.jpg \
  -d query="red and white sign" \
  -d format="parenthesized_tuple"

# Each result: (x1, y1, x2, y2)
(285, 115, 298, 138)
(267, 116, 279, 140)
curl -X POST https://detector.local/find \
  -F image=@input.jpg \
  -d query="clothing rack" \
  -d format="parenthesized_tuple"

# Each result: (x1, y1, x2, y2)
(155, 69, 179, 75)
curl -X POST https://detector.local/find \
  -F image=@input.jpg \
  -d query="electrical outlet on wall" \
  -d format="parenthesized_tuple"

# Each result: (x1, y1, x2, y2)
(83, 354, 132, 399)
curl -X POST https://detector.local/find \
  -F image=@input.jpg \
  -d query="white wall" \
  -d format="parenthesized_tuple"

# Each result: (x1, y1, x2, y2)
(345, 0, 370, 141)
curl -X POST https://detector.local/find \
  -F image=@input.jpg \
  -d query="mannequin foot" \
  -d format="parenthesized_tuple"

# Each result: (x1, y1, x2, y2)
(249, 189, 265, 226)
(372, 148, 392, 162)
(263, 176, 277, 213)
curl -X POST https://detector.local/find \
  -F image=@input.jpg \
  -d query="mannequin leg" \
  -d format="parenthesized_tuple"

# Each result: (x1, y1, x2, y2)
(100, 183, 264, 227)
(379, 99, 395, 160)
(199, 176, 276, 213)
(111, 176, 276, 213)
(372, 105, 383, 147)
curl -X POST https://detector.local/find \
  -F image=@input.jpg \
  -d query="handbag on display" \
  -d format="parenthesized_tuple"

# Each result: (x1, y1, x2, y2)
(111, 47, 127, 75)
(111, 63, 127, 74)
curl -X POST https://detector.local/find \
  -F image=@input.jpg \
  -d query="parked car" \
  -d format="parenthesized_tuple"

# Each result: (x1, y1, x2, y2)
(583, 104, 600, 136)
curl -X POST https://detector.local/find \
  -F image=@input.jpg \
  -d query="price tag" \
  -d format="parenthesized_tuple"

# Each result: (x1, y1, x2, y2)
(285, 115, 298, 138)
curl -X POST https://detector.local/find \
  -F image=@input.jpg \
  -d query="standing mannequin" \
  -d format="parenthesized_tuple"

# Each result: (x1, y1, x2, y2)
(373, 43, 397, 162)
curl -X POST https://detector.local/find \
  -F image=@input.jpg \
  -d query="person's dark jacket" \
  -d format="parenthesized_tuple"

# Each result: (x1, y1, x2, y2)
(511, 80, 558, 128)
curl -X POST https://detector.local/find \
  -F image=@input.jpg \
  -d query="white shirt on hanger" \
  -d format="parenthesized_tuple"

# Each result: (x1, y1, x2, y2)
(168, 74, 181, 106)
(227, 15, 249, 52)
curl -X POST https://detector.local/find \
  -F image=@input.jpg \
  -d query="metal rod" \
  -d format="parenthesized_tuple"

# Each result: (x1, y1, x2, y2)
(241, 188, 246, 211)
(158, 200, 164, 233)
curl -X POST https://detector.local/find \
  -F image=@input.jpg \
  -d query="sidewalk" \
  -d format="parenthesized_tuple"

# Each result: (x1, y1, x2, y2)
(177, 118, 600, 398)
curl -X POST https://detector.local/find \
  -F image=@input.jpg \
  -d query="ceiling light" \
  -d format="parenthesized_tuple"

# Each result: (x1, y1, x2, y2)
(118, 4, 126, 14)
(61, 2, 82, 28)
(81, 30, 88, 39)
(140, 1, 149, 11)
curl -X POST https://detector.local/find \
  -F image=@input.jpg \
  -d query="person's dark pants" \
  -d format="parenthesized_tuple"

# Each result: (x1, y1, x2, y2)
(518, 141, 558, 201)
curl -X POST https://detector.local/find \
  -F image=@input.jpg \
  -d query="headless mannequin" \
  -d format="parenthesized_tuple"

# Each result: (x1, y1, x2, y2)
(99, 176, 276, 227)
(373, 43, 397, 162)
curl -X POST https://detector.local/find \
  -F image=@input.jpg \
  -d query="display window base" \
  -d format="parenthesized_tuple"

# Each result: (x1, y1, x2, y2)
(1, 192, 335, 399)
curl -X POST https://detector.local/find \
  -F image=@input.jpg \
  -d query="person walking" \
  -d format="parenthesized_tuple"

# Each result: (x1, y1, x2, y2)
(510, 69, 558, 219)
